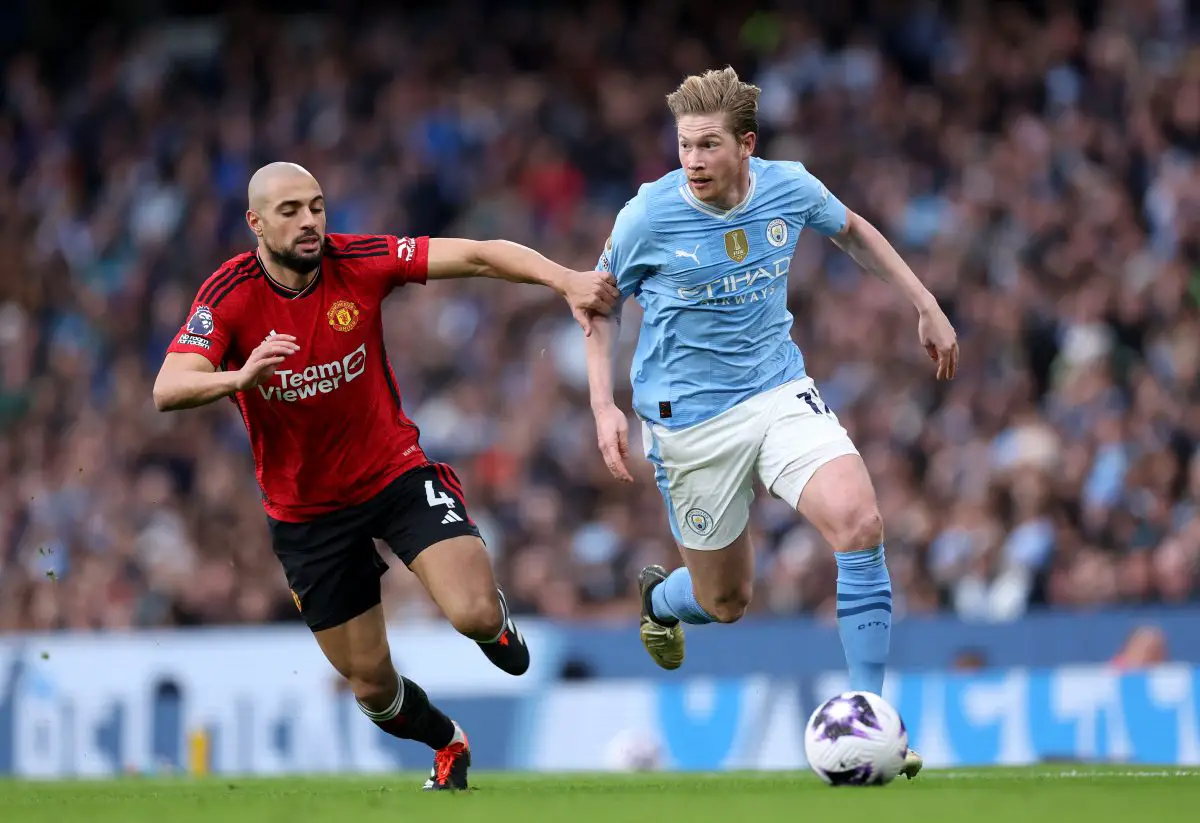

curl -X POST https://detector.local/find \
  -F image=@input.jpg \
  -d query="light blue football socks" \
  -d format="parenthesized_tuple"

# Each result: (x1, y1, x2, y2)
(650, 567, 716, 625)
(835, 545, 892, 695)
(646, 547, 891, 694)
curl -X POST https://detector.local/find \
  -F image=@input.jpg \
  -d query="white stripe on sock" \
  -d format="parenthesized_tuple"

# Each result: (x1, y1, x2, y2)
(357, 676, 404, 721)
(479, 591, 510, 645)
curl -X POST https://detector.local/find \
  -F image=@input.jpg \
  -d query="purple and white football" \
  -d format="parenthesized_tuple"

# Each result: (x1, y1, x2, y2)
(804, 691, 908, 786)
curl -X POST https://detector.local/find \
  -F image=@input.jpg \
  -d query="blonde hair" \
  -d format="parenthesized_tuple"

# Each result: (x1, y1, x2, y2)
(666, 66, 761, 137)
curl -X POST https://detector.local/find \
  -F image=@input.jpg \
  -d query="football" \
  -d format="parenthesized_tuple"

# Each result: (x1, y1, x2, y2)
(804, 691, 909, 786)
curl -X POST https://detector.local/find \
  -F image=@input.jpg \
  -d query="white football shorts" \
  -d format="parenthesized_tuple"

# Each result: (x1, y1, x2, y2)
(640, 377, 860, 550)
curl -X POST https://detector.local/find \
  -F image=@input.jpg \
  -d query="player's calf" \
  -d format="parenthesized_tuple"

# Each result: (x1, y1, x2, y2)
(659, 531, 755, 625)
(354, 672, 472, 791)
(796, 455, 891, 697)
(342, 661, 471, 790)
(695, 580, 751, 623)
(309, 607, 471, 790)
(356, 670, 450, 748)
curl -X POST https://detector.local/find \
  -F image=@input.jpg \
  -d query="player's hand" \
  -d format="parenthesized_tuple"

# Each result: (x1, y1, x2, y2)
(235, 333, 300, 391)
(562, 271, 620, 336)
(918, 303, 958, 380)
(593, 403, 634, 483)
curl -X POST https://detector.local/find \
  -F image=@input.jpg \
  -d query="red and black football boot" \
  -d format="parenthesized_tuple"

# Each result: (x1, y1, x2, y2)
(422, 722, 471, 791)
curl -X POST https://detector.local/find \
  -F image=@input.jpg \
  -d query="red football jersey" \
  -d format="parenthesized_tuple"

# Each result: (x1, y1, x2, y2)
(167, 233, 431, 522)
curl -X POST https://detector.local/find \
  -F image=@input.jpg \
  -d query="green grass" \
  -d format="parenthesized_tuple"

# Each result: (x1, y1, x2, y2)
(2, 767, 1200, 823)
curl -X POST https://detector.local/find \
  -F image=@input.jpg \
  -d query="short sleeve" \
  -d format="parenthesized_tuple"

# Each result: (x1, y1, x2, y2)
(167, 297, 233, 368)
(325, 234, 430, 294)
(598, 193, 657, 299)
(791, 164, 849, 237)
(387, 234, 429, 286)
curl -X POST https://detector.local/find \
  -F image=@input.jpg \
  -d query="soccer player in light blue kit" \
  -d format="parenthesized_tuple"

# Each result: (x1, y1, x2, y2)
(584, 68, 959, 779)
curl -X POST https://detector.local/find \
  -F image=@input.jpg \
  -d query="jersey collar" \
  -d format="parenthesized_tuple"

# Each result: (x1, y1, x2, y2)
(256, 251, 322, 300)
(678, 171, 757, 221)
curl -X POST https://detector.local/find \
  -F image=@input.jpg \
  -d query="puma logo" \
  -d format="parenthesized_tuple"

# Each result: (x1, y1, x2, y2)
(675, 244, 701, 266)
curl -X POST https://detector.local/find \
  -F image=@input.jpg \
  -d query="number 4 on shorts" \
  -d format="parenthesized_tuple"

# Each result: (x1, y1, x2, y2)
(425, 480, 456, 509)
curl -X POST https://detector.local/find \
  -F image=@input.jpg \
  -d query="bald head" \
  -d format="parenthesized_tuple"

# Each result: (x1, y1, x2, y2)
(248, 162, 319, 211)
(245, 162, 327, 275)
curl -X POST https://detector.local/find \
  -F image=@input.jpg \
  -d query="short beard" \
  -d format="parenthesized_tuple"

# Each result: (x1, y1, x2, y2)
(265, 239, 322, 275)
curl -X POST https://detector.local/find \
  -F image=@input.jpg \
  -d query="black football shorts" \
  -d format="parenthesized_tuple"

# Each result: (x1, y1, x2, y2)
(268, 462, 482, 632)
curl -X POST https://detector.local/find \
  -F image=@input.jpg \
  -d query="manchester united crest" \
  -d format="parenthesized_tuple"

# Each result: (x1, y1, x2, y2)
(327, 299, 360, 332)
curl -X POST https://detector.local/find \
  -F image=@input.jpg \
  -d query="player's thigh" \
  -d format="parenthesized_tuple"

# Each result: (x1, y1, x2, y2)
(679, 528, 755, 622)
(796, 454, 884, 551)
(268, 510, 388, 635)
(757, 378, 882, 550)
(408, 535, 502, 639)
(374, 463, 501, 638)
(641, 412, 759, 554)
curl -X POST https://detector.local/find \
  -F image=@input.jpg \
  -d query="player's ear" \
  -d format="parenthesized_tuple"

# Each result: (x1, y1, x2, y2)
(246, 209, 263, 238)
(740, 132, 756, 159)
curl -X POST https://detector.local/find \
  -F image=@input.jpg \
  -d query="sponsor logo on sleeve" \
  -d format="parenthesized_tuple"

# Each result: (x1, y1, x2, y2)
(177, 333, 211, 349)
(186, 305, 214, 336)
(397, 237, 416, 262)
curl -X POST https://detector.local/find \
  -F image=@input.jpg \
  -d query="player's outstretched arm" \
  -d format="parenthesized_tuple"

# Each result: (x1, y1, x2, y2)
(584, 314, 634, 483)
(831, 211, 959, 380)
(153, 334, 300, 411)
(425, 238, 620, 336)
(153, 353, 240, 411)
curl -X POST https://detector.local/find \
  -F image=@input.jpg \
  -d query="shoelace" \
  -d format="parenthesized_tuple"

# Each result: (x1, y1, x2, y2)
(434, 742, 465, 784)
(643, 622, 673, 641)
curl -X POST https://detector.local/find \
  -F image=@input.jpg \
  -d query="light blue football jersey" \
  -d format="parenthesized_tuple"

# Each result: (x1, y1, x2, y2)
(598, 156, 849, 429)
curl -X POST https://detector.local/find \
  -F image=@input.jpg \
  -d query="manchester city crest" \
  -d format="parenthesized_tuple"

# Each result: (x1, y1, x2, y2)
(685, 507, 714, 535)
(766, 218, 788, 247)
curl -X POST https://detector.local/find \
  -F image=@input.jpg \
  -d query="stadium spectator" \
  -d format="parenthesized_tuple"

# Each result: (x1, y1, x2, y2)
(0, 0, 1197, 630)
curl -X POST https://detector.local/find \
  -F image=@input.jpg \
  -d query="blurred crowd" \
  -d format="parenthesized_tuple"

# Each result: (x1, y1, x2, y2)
(0, 0, 1198, 632)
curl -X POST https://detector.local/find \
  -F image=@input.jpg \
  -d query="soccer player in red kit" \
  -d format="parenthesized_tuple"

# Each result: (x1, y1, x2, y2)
(153, 162, 618, 790)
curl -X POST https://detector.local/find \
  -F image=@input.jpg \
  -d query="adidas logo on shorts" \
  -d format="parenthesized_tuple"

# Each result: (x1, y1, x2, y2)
(441, 510, 463, 525)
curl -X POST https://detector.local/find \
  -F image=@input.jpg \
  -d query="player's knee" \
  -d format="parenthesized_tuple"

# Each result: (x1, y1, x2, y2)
(446, 592, 503, 640)
(708, 585, 752, 624)
(833, 504, 884, 552)
(347, 662, 399, 708)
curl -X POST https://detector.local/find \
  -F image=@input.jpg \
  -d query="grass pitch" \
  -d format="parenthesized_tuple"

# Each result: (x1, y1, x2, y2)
(2, 767, 1199, 823)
